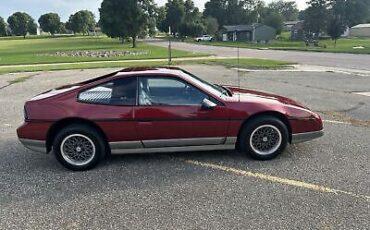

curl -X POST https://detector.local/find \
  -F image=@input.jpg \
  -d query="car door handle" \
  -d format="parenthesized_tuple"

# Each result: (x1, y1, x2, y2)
(138, 120, 153, 123)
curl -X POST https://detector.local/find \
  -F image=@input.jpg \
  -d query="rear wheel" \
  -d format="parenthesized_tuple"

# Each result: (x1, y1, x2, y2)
(53, 125, 106, 170)
(239, 116, 288, 160)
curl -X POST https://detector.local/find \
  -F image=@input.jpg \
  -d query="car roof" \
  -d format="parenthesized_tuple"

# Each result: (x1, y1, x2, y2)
(76, 66, 186, 87)
(115, 66, 185, 77)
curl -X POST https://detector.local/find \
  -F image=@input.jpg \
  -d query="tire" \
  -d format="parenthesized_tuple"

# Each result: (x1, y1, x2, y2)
(239, 116, 288, 160)
(53, 124, 106, 171)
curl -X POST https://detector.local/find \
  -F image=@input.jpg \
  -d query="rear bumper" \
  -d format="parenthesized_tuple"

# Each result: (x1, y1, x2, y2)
(291, 130, 324, 144)
(19, 138, 47, 153)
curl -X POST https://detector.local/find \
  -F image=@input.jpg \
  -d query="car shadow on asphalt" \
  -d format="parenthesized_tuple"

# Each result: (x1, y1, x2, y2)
(3, 137, 311, 174)
(1, 138, 314, 204)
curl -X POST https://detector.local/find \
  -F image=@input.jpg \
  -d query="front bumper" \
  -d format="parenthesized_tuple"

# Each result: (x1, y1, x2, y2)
(291, 130, 324, 144)
(19, 138, 47, 153)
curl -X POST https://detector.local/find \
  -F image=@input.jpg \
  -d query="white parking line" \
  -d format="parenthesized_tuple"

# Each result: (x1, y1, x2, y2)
(353, 92, 370, 97)
(323, 120, 351, 125)
(185, 159, 370, 203)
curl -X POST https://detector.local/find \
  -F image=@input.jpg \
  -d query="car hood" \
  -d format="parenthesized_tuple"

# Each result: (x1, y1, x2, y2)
(225, 86, 309, 109)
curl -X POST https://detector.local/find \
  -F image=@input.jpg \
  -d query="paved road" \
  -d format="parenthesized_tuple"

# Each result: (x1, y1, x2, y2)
(148, 40, 370, 71)
(0, 66, 369, 229)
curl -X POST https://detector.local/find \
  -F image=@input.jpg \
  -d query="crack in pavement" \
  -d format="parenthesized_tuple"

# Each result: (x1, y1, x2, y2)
(0, 73, 38, 90)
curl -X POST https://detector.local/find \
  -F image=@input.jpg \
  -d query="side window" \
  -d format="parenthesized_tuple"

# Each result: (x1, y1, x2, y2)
(78, 77, 137, 106)
(139, 77, 209, 106)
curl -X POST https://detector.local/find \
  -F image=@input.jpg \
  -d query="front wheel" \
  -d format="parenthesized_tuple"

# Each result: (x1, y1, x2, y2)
(239, 116, 288, 160)
(53, 125, 106, 171)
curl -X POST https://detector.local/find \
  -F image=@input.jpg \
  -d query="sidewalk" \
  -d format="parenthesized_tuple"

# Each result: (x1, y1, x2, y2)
(235, 64, 370, 77)
(0, 56, 232, 69)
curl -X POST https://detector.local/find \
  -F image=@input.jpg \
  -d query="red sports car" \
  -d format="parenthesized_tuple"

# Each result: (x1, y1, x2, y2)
(17, 67, 323, 170)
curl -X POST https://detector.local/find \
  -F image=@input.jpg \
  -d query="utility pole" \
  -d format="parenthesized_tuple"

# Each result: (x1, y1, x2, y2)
(168, 26, 172, 65)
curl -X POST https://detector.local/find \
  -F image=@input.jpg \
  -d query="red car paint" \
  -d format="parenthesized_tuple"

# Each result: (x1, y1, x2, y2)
(17, 67, 323, 152)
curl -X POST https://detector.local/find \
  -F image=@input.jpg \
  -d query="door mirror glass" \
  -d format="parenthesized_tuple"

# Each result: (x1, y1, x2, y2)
(201, 98, 217, 110)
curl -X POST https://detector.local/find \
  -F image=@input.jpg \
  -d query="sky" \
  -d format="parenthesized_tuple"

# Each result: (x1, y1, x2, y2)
(0, 0, 308, 22)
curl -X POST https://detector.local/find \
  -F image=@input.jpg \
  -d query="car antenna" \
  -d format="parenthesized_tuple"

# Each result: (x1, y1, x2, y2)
(236, 30, 241, 102)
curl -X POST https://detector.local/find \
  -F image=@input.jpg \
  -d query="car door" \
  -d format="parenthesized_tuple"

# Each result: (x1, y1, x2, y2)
(77, 76, 139, 145)
(135, 75, 229, 148)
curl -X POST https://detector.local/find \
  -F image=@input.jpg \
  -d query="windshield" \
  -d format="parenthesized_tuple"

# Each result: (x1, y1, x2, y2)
(180, 70, 229, 97)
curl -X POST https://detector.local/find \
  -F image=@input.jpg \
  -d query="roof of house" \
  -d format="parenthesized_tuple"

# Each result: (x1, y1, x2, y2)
(351, 24, 370, 29)
(284, 20, 303, 26)
(223, 24, 265, 32)
(292, 21, 304, 30)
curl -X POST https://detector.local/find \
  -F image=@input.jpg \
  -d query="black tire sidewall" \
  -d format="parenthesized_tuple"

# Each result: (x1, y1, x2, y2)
(53, 125, 105, 171)
(240, 116, 288, 160)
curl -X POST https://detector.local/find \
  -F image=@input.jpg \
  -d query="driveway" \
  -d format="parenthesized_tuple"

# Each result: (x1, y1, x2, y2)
(147, 40, 370, 71)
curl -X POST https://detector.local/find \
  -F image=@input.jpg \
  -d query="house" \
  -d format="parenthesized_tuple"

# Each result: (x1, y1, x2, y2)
(221, 24, 276, 43)
(290, 20, 304, 41)
(350, 24, 370, 37)
(284, 20, 302, 31)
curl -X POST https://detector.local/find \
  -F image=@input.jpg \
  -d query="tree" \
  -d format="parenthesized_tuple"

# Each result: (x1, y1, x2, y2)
(327, 17, 346, 47)
(28, 20, 38, 35)
(203, 0, 261, 27)
(38, 13, 61, 35)
(157, 0, 205, 37)
(7, 12, 37, 38)
(99, 0, 150, 48)
(179, 0, 204, 37)
(263, 12, 284, 35)
(163, 0, 185, 34)
(326, 0, 348, 46)
(204, 17, 219, 35)
(345, 0, 370, 27)
(0, 17, 6, 36)
(304, 0, 329, 36)
(66, 10, 95, 35)
(267, 0, 299, 21)
(140, 0, 158, 37)
(204, 0, 228, 26)
(298, 10, 305, 20)
(156, 6, 167, 32)
(58, 22, 68, 34)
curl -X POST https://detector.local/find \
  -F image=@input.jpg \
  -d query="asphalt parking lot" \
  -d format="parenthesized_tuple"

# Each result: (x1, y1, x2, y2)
(0, 65, 369, 229)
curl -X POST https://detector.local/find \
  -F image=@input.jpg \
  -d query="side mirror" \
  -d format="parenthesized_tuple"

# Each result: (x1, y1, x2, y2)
(201, 98, 217, 110)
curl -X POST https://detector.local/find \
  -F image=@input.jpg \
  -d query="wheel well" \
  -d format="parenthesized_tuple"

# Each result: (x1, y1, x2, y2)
(46, 118, 109, 153)
(236, 111, 292, 149)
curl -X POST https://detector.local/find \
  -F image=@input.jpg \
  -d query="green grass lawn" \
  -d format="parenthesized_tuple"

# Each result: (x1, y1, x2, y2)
(0, 35, 203, 66)
(0, 58, 294, 73)
(186, 58, 294, 69)
(0, 35, 295, 73)
(193, 37, 370, 54)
